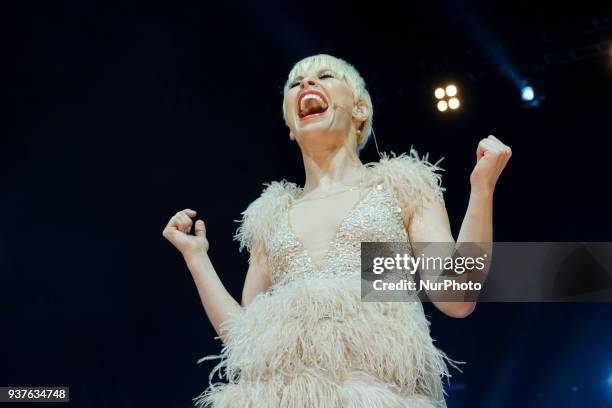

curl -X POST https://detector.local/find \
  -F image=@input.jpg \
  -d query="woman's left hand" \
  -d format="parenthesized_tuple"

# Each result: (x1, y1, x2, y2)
(470, 135, 512, 194)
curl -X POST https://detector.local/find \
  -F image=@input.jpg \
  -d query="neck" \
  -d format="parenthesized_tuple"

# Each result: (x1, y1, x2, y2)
(300, 144, 366, 194)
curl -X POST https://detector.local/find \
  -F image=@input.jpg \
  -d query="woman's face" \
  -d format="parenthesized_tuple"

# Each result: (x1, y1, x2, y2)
(283, 66, 357, 148)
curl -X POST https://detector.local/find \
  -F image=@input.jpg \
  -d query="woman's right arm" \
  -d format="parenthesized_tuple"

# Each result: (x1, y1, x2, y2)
(183, 251, 241, 342)
(162, 209, 270, 342)
(184, 239, 271, 338)
(241, 239, 272, 306)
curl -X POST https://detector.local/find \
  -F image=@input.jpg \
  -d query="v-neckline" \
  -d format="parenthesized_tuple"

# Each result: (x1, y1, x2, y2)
(286, 184, 378, 271)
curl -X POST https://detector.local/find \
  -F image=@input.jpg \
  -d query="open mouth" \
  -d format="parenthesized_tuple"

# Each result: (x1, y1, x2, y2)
(297, 91, 329, 120)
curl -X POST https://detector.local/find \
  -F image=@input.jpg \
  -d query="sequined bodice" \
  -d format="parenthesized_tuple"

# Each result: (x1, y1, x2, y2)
(267, 183, 408, 286)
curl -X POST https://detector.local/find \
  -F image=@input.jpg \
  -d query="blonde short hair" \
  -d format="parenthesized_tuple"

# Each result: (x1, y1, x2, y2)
(282, 54, 373, 150)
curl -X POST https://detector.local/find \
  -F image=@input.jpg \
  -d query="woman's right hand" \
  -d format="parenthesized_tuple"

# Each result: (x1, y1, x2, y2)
(162, 209, 209, 259)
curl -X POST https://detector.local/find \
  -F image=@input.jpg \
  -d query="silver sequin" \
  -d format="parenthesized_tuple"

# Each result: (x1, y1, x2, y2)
(267, 184, 409, 287)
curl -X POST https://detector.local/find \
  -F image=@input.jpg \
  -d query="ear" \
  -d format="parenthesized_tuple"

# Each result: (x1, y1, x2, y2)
(289, 130, 295, 141)
(352, 100, 369, 128)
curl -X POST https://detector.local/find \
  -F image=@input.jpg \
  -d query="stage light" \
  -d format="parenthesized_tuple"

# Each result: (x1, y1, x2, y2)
(607, 373, 612, 387)
(519, 79, 544, 108)
(519, 80, 544, 108)
(521, 86, 535, 102)
(434, 83, 461, 113)
(448, 98, 460, 110)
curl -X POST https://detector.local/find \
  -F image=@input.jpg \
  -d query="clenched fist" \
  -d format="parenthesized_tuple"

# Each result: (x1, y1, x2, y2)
(470, 135, 512, 194)
(162, 209, 209, 258)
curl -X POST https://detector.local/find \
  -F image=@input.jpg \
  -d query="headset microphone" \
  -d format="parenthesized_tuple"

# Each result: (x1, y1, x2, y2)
(331, 103, 382, 157)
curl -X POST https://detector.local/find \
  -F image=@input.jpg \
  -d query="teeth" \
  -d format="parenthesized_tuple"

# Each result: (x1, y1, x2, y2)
(299, 93, 328, 113)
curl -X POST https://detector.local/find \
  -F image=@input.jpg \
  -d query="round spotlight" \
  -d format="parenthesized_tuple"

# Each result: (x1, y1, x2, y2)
(521, 86, 535, 101)
(437, 100, 448, 112)
(448, 98, 460, 110)
(446, 85, 458, 97)
(434, 88, 445, 99)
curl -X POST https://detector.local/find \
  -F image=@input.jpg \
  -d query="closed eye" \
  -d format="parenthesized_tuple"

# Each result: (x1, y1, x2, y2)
(289, 72, 335, 89)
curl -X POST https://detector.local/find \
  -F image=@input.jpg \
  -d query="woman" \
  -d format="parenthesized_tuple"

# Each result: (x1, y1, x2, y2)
(162, 54, 511, 407)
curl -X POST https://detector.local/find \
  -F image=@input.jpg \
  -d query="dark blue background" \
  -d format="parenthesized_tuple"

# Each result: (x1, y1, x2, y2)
(5, 1, 612, 406)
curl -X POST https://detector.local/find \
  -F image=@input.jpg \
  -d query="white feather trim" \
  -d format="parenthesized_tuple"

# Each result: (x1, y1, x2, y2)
(365, 148, 445, 220)
(196, 277, 460, 407)
(233, 180, 300, 254)
(195, 369, 444, 407)
(233, 148, 444, 255)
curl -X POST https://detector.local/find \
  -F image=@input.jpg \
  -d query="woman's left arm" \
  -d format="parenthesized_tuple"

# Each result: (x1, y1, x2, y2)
(408, 135, 512, 318)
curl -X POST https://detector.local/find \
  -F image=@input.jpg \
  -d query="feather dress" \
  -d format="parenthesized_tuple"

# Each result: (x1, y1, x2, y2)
(195, 150, 459, 408)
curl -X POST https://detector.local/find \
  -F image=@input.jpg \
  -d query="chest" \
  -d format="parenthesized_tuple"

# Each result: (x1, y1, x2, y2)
(267, 184, 409, 284)
(288, 189, 369, 254)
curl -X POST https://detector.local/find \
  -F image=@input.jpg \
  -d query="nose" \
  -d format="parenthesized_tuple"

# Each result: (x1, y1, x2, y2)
(300, 76, 318, 89)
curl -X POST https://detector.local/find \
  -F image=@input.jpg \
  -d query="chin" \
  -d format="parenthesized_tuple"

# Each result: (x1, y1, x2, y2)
(295, 112, 336, 135)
